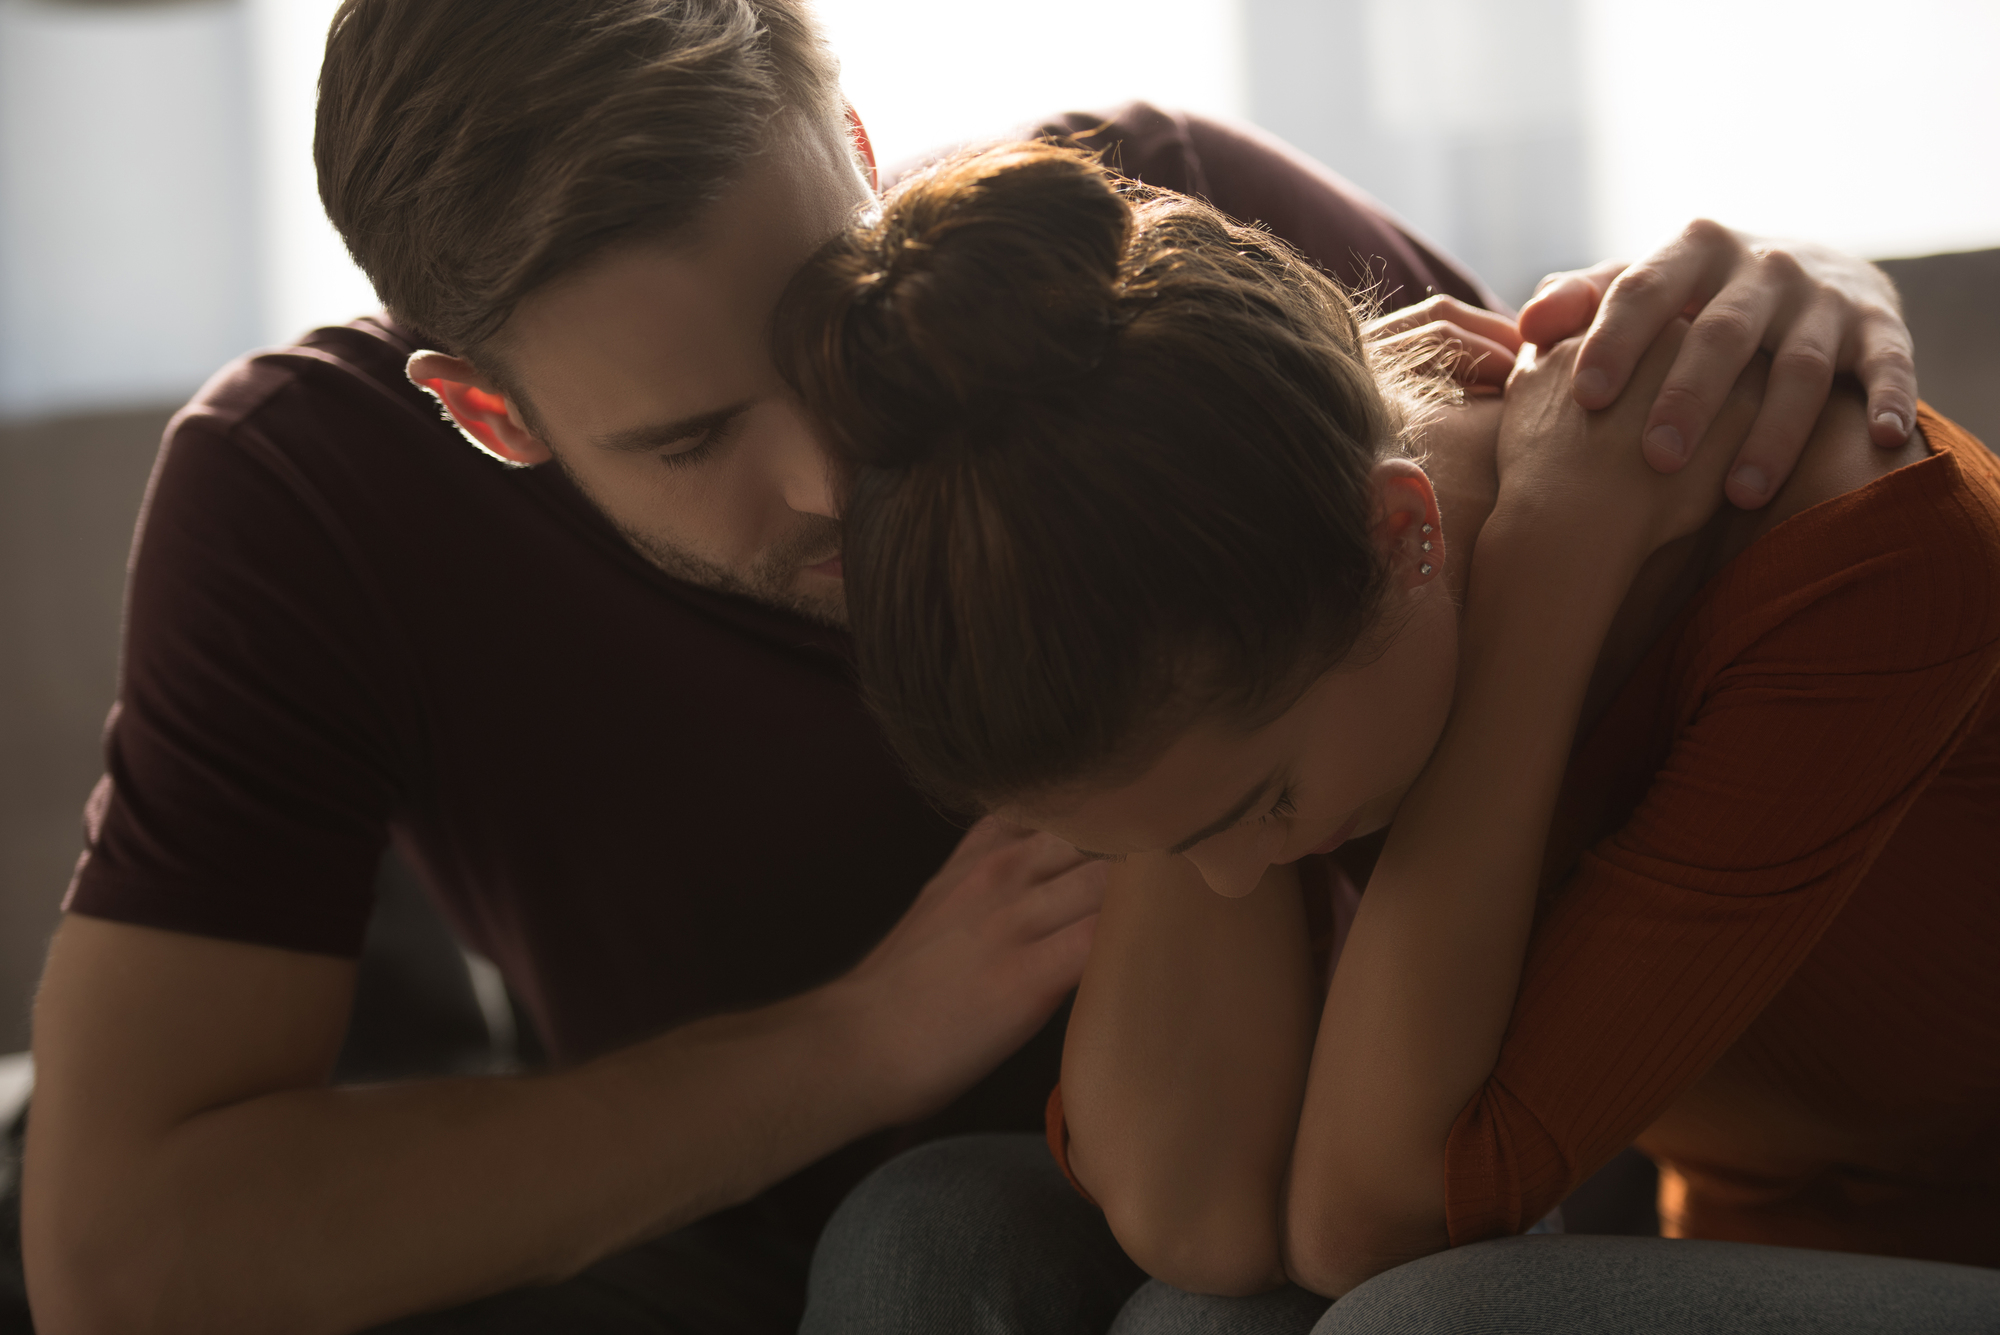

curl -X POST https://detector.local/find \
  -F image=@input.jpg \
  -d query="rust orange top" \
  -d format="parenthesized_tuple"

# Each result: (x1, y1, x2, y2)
(1447, 405, 2000, 1264)
(1056, 406, 2000, 1266)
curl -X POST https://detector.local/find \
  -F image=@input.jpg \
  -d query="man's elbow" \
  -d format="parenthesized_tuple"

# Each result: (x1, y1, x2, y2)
(28, 1242, 154, 1335)
(26, 1203, 201, 1335)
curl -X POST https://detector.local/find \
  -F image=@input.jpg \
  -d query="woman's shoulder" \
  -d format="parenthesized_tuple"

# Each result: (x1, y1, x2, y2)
(1680, 398, 2000, 681)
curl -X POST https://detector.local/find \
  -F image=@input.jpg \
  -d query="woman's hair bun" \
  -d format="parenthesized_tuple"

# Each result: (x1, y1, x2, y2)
(778, 142, 1132, 465)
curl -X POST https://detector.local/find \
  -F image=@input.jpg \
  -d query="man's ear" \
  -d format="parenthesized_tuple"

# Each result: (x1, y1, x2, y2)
(406, 351, 553, 466)
(846, 104, 879, 194)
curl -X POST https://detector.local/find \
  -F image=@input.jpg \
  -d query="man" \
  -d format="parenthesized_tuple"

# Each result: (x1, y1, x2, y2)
(17, 1, 1917, 1332)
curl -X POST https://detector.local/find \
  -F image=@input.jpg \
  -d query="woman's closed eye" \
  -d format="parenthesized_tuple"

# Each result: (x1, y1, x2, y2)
(1253, 786, 1298, 826)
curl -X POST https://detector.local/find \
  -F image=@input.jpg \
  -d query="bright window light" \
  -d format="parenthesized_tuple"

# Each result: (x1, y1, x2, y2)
(815, 0, 1246, 168)
(1581, 0, 2000, 261)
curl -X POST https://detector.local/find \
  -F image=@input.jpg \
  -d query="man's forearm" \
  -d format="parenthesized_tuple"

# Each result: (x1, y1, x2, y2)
(31, 821, 1101, 1334)
(1061, 855, 1316, 1296)
(32, 978, 894, 1335)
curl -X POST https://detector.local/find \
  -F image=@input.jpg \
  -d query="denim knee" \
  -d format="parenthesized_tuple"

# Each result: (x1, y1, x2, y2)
(1108, 1278, 1329, 1335)
(802, 1133, 1144, 1335)
(1314, 1235, 2000, 1335)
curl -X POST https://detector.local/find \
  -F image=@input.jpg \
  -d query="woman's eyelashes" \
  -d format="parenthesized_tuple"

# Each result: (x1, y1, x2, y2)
(1256, 786, 1299, 825)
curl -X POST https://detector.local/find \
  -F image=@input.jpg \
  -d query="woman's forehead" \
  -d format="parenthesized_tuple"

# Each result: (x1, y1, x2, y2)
(1001, 706, 1301, 848)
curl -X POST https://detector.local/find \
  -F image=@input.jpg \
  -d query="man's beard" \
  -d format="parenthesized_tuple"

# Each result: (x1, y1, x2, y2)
(549, 454, 847, 625)
(612, 511, 847, 627)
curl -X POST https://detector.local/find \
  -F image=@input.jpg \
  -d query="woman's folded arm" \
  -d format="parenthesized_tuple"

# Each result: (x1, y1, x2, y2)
(1060, 854, 1318, 1295)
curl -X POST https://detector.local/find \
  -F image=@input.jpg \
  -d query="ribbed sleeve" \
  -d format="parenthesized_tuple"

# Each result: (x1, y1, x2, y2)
(1445, 409, 2000, 1247)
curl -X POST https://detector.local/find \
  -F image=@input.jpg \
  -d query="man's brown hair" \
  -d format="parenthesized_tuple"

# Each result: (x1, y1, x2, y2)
(779, 143, 1438, 811)
(317, 0, 842, 357)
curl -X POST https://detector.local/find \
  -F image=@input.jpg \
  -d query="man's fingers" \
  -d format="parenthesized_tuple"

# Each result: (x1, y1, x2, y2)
(1013, 860, 1109, 940)
(1367, 295, 1520, 350)
(939, 814, 1030, 874)
(1017, 912, 1099, 999)
(1721, 300, 1844, 509)
(1019, 832, 1095, 882)
(1365, 293, 1520, 385)
(1518, 259, 1626, 347)
(1379, 324, 1518, 385)
(1853, 310, 1919, 446)
(1573, 221, 1740, 409)
(1427, 300, 1522, 352)
(1638, 282, 1779, 474)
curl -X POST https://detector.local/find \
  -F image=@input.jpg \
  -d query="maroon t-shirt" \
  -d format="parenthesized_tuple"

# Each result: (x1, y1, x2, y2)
(66, 105, 1490, 1234)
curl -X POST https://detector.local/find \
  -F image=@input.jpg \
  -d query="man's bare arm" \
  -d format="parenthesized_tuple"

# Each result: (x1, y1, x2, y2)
(24, 820, 1102, 1335)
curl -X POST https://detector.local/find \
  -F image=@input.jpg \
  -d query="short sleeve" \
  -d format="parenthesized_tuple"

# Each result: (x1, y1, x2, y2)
(65, 392, 404, 956)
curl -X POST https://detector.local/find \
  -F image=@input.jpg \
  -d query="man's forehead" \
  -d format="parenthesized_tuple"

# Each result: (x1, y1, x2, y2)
(497, 119, 867, 438)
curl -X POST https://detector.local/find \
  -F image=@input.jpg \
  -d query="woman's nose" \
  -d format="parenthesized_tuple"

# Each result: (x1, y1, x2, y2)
(1183, 824, 1285, 899)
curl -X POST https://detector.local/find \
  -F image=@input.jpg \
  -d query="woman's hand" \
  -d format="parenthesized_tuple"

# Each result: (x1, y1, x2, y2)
(1497, 321, 1764, 558)
(1519, 221, 1914, 509)
(1364, 296, 1521, 397)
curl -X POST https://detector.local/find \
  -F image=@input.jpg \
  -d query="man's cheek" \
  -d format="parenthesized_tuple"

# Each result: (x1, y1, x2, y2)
(703, 462, 801, 559)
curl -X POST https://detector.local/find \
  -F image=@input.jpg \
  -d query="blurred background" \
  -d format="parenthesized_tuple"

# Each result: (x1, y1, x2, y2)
(1, 0, 1997, 1054)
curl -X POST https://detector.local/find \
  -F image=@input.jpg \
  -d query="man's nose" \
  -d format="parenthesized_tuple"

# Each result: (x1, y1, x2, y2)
(766, 398, 838, 519)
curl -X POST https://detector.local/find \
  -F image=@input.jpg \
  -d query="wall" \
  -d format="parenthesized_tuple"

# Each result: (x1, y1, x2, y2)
(0, 407, 167, 1050)
(244, 0, 376, 348)
(814, 0, 1246, 169)
(0, 0, 259, 420)
(1582, 0, 2000, 264)
(1245, 0, 1593, 308)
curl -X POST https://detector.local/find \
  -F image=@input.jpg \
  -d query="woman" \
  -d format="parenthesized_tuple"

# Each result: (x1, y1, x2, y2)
(784, 144, 2000, 1331)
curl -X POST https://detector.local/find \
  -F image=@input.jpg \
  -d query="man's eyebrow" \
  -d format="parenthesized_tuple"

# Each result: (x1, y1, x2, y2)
(1167, 770, 1280, 856)
(589, 402, 750, 453)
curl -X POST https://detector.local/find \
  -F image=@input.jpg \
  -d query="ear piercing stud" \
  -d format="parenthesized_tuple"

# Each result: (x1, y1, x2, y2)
(1421, 524, 1434, 534)
(1420, 562, 1435, 576)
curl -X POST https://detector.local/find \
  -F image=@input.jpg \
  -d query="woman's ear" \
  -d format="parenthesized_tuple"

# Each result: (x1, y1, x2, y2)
(406, 351, 553, 466)
(1371, 458, 1444, 591)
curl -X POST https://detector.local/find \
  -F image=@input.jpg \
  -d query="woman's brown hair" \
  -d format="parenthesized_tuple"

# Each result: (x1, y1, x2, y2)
(779, 143, 1428, 811)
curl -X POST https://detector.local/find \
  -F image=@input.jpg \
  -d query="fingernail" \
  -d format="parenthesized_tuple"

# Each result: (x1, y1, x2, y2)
(1574, 368, 1610, 402)
(1731, 464, 1770, 499)
(1646, 424, 1687, 461)
(1875, 411, 1907, 438)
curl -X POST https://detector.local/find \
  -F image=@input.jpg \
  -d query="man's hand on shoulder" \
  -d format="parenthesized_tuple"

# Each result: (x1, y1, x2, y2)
(1519, 222, 1918, 510)
(836, 818, 1105, 1124)
(1364, 296, 1523, 397)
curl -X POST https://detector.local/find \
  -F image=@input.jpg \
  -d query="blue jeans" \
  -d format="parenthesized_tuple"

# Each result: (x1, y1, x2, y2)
(803, 1134, 2000, 1334)
(801, 1133, 1148, 1334)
